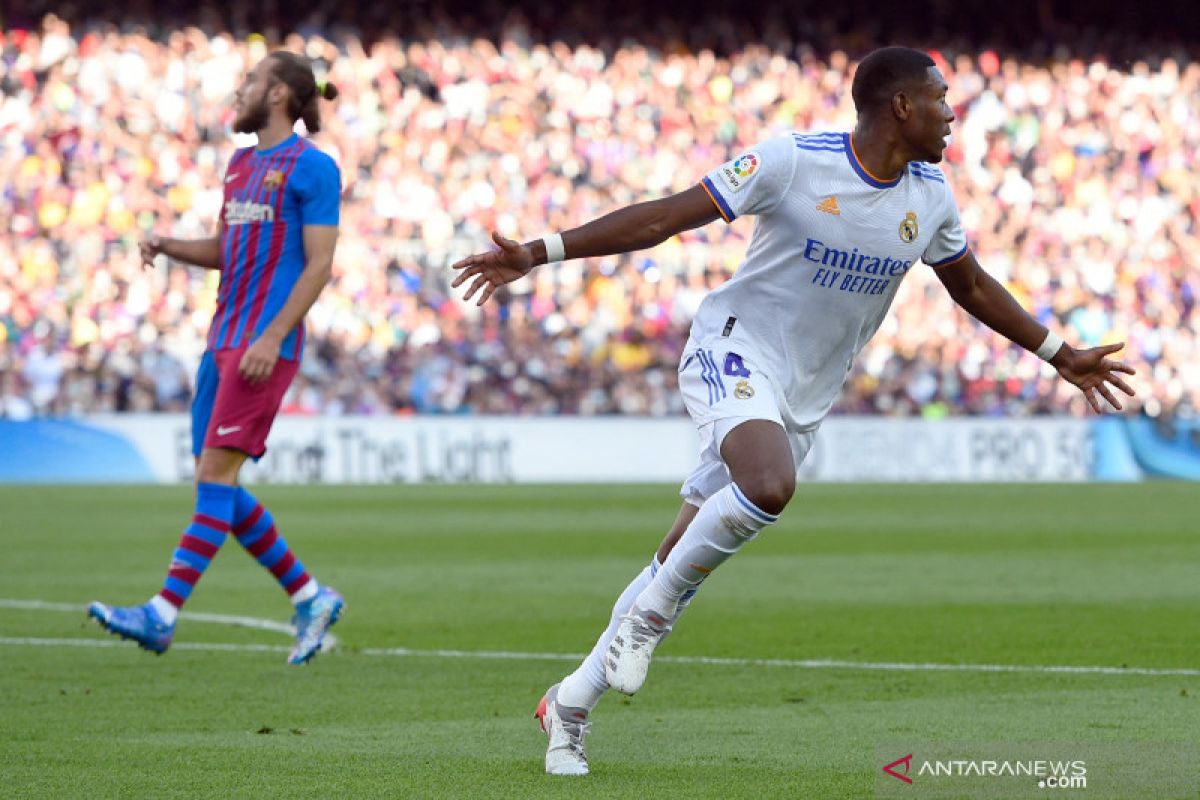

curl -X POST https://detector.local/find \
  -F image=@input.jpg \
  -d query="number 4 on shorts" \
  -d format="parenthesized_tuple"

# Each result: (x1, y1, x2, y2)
(723, 353, 751, 378)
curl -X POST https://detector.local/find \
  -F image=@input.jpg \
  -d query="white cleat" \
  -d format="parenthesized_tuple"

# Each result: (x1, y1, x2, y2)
(536, 683, 591, 776)
(604, 605, 669, 695)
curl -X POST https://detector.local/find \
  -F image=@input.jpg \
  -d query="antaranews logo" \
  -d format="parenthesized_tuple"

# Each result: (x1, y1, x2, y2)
(879, 741, 1196, 798)
(881, 751, 1088, 791)
(883, 754, 914, 785)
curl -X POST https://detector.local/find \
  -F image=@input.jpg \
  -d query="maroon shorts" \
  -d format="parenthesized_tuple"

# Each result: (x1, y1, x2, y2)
(201, 345, 299, 458)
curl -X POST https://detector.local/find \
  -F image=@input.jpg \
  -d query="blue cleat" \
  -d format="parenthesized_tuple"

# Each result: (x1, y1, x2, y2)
(87, 601, 175, 654)
(288, 586, 344, 665)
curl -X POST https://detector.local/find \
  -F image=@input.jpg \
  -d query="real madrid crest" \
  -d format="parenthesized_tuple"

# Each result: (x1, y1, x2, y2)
(899, 211, 919, 243)
(734, 380, 755, 399)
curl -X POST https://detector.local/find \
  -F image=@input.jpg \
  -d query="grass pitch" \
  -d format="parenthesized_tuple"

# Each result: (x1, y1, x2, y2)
(1, 483, 1198, 798)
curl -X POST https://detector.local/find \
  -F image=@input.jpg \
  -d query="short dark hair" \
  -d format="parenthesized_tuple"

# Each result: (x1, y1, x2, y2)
(267, 51, 339, 133)
(851, 47, 936, 116)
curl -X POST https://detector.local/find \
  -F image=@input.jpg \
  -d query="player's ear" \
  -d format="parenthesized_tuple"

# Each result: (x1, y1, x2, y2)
(892, 90, 912, 121)
(268, 81, 288, 108)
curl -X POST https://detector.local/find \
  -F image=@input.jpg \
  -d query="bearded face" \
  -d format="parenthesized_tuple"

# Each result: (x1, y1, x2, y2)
(232, 58, 276, 134)
(233, 88, 271, 134)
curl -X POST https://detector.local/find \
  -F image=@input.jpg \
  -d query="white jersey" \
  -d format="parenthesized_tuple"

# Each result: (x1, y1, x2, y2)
(695, 131, 969, 431)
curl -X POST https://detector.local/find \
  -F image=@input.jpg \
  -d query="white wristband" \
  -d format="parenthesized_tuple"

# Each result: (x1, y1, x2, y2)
(541, 233, 566, 263)
(1035, 330, 1064, 362)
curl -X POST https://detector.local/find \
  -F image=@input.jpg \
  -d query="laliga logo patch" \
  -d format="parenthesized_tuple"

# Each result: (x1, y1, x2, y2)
(734, 379, 755, 399)
(731, 152, 759, 178)
(718, 150, 761, 194)
(899, 210, 919, 243)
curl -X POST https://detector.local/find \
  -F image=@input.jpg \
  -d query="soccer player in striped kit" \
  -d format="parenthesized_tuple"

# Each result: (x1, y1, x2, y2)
(89, 52, 344, 665)
(452, 47, 1138, 773)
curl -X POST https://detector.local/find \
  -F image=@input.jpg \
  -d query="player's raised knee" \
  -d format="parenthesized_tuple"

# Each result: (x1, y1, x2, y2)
(735, 472, 794, 517)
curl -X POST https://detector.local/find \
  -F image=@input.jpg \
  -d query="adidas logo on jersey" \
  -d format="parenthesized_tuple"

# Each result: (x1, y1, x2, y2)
(816, 196, 841, 215)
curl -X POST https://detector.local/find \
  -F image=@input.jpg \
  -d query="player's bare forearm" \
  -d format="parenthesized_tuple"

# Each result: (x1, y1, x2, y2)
(526, 185, 721, 266)
(936, 251, 1137, 412)
(259, 225, 338, 345)
(452, 185, 720, 305)
(158, 236, 222, 269)
(257, 263, 331, 345)
(935, 251, 1061, 359)
(238, 228, 335, 385)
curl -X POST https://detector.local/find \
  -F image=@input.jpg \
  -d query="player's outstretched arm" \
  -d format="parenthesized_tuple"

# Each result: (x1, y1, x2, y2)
(451, 185, 721, 305)
(140, 226, 223, 270)
(935, 251, 1136, 413)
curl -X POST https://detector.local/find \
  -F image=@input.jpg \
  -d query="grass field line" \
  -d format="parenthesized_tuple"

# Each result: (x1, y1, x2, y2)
(0, 597, 338, 648)
(5, 597, 1199, 678)
(1, 637, 290, 654)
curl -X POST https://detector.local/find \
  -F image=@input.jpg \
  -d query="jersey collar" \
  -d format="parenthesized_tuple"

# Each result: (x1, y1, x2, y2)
(845, 133, 903, 189)
(254, 132, 299, 156)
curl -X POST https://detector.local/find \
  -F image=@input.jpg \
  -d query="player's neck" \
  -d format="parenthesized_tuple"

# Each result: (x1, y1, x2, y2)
(253, 118, 295, 152)
(849, 124, 909, 183)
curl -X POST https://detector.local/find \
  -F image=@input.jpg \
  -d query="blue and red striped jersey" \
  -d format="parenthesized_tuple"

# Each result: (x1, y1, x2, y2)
(209, 133, 340, 359)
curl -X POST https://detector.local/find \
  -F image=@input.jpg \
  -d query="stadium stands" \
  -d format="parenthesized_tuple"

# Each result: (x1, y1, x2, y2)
(1, 5, 1195, 420)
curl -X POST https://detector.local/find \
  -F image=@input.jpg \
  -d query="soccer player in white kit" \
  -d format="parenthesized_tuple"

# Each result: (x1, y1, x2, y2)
(451, 47, 1136, 776)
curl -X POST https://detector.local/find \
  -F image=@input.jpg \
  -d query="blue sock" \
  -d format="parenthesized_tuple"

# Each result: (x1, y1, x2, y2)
(231, 487, 315, 602)
(158, 482, 236, 609)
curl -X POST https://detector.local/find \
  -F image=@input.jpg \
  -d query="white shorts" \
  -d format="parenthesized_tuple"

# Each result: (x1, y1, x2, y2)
(676, 336, 816, 506)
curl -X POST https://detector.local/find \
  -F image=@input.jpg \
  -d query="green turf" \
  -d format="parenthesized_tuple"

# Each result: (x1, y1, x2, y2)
(1, 483, 1198, 798)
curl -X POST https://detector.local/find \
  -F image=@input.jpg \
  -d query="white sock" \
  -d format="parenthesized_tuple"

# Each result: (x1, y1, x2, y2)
(149, 595, 179, 626)
(290, 578, 319, 606)
(634, 483, 777, 619)
(673, 584, 698, 620)
(557, 562, 655, 710)
(655, 556, 699, 625)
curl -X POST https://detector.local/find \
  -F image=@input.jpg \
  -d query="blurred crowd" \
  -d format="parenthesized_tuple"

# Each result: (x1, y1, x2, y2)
(1, 9, 1196, 421)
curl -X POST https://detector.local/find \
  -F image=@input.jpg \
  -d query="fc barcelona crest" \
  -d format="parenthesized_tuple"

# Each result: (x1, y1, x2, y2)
(264, 169, 284, 189)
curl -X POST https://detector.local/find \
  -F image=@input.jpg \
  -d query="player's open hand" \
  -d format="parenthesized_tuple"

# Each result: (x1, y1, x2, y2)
(451, 231, 535, 306)
(240, 336, 281, 385)
(139, 235, 164, 269)
(1054, 342, 1136, 413)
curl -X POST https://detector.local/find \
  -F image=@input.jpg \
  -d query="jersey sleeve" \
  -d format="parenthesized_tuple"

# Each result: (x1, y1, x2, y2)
(700, 135, 796, 222)
(292, 149, 342, 226)
(922, 180, 969, 267)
